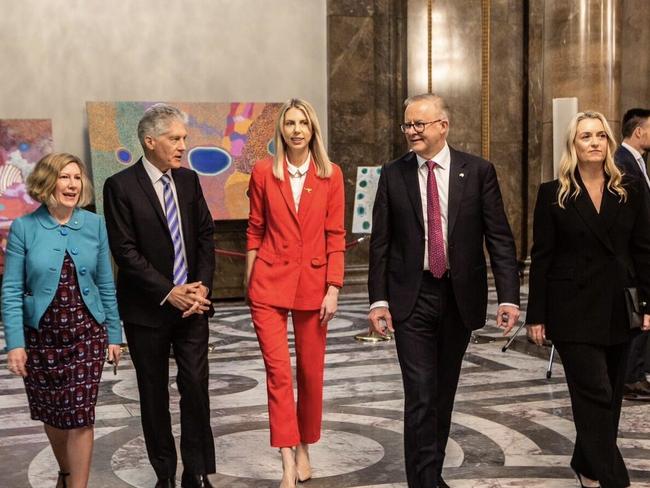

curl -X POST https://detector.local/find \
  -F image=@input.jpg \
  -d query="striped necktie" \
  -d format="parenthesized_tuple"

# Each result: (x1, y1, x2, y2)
(161, 174, 188, 285)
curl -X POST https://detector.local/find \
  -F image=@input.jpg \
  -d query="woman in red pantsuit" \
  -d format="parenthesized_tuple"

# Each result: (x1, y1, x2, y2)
(245, 98, 345, 488)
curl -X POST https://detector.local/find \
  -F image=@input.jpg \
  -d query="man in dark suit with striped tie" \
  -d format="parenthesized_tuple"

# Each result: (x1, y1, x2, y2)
(104, 104, 216, 488)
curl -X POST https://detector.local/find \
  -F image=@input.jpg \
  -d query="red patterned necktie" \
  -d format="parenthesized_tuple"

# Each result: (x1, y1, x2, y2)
(426, 160, 446, 278)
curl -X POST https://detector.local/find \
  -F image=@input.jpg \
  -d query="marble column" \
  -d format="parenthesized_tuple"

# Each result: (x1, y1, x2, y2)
(327, 0, 408, 290)
(620, 0, 650, 113)
(540, 0, 622, 182)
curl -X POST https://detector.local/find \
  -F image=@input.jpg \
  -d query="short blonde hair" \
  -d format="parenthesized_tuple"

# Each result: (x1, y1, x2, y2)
(556, 111, 625, 208)
(273, 98, 332, 181)
(27, 153, 94, 207)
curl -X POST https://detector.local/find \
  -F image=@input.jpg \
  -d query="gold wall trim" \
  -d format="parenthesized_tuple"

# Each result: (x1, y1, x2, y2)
(427, 0, 433, 93)
(481, 0, 491, 159)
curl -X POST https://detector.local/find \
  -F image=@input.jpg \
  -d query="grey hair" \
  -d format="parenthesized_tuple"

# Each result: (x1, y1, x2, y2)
(137, 103, 188, 147)
(403, 93, 450, 121)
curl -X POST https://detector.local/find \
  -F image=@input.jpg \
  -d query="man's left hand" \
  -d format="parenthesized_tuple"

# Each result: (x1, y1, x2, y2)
(496, 304, 520, 336)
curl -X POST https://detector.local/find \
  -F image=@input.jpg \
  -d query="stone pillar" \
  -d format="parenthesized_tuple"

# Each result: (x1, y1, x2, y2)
(540, 0, 622, 181)
(327, 0, 407, 290)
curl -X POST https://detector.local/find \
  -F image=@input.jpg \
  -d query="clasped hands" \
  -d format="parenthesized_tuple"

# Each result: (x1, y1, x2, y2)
(168, 281, 211, 318)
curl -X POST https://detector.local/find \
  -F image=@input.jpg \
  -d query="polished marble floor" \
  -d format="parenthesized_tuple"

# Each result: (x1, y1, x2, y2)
(1, 288, 650, 487)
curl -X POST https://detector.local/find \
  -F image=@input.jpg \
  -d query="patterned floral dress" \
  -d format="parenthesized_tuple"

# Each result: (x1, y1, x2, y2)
(23, 254, 108, 429)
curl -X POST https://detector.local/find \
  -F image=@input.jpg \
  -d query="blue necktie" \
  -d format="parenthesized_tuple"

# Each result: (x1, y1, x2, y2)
(161, 174, 188, 285)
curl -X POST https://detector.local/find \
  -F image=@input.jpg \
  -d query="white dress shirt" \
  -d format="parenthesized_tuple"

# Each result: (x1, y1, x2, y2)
(142, 157, 188, 303)
(622, 142, 650, 189)
(286, 153, 311, 212)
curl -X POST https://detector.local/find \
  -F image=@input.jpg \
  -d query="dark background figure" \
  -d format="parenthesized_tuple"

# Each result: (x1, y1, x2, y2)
(614, 108, 650, 401)
(526, 111, 650, 488)
(103, 104, 216, 488)
(2, 153, 121, 488)
(367, 93, 520, 488)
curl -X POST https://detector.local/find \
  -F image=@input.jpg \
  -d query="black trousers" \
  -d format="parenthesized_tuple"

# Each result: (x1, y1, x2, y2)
(394, 273, 471, 488)
(625, 331, 648, 382)
(554, 341, 630, 488)
(124, 316, 216, 479)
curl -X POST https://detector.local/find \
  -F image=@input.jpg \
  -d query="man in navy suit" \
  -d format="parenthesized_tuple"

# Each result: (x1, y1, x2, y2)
(614, 108, 650, 401)
(104, 104, 216, 488)
(368, 93, 520, 488)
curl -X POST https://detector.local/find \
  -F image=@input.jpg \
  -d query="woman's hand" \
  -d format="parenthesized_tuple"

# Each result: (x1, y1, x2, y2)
(642, 314, 650, 331)
(526, 324, 546, 346)
(107, 344, 122, 366)
(319, 286, 339, 325)
(7, 348, 27, 377)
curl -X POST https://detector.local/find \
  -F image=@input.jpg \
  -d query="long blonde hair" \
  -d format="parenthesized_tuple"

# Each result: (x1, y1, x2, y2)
(556, 111, 626, 208)
(272, 98, 332, 180)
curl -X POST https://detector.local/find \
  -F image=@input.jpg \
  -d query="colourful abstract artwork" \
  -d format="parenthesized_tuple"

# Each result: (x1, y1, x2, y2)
(352, 166, 382, 234)
(87, 102, 282, 219)
(0, 119, 53, 270)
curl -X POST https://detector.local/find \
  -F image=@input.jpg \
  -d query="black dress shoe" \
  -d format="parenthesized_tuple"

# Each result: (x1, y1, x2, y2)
(181, 473, 214, 488)
(155, 478, 175, 488)
(623, 379, 650, 401)
(437, 476, 451, 488)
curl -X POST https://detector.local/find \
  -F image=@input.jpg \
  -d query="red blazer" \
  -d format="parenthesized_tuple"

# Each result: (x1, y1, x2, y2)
(247, 157, 345, 310)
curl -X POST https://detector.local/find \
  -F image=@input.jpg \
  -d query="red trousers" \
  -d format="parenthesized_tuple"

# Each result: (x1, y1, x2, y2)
(250, 301, 327, 447)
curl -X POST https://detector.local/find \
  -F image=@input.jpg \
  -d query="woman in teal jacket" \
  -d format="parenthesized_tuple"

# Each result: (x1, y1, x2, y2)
(2, 153, 121, 488)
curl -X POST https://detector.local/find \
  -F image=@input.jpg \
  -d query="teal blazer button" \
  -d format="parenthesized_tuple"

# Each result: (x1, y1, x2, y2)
(71, 248, 79, 255)
(79, 267, 87, 275)
(82, 288, 90, 295)
(60, 228, 68, 236)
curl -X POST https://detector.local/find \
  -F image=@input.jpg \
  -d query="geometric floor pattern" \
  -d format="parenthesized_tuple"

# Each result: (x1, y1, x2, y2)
(1, 288, 649, 487)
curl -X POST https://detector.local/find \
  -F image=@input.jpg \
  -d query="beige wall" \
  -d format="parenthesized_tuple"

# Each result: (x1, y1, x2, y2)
(0, 0, 327, 165)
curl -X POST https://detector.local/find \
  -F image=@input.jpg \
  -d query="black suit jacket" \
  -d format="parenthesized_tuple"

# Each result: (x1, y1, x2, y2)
(103, 159, 215, 327)
(368, 147, 520, 329)
(526, 176, 650, 344)
(614, 145, 644, 180)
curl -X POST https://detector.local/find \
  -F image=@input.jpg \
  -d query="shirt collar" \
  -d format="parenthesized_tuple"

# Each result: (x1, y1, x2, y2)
(622, 142, 644, 162)
(415, 142, 450, 170)
(142, 156, 172, 183)
(286, 152, 311, 176)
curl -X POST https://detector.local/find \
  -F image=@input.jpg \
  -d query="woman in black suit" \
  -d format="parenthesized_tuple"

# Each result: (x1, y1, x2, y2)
(526, 111, 650, 488)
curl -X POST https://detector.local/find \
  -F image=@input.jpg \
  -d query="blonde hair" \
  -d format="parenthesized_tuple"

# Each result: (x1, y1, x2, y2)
(27, 153, 94, 207)
(556, 111, 626, 208)
(272, 98, 332, 180)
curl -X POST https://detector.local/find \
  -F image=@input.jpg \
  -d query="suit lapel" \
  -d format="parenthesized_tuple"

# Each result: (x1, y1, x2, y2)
(297, 160, 317, 223)
(398, 152, 425, 232)
(276, 164, 300, 224)
(572, 173, 615, 253)
(447, 148, 468, 238)
(134, 160, 168, 232)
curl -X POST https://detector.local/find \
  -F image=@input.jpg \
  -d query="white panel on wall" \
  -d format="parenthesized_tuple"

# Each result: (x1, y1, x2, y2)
(0, 0, 327, 164)
(552, 97, 578, 179)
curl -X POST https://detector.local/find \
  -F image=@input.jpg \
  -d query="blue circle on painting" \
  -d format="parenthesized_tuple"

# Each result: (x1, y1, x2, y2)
(18, 142, 29, 152)
(267, 139, 276, 156)
(361, 168, 368, 174)
(359, 180, 368, 188)
(115, 148, 132, 165)
(188, 147, 232, 176)
(357, 193, 364, 200)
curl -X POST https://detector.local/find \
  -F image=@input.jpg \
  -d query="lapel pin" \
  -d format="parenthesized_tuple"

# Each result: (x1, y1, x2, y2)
(305, 188, 312, 193)
(459, 173, 465, 178)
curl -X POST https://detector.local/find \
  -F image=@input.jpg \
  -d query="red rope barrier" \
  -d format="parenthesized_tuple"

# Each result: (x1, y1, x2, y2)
(215, 236, 367, 259)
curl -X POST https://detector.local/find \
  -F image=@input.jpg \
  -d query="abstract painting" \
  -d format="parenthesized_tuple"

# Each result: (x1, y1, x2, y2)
(352, 166, 382, 234)
(0, 119, 53, 270)
(87, 102, 282, 219)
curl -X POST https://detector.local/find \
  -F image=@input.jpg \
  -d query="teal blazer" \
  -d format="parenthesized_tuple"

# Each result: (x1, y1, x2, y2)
(1, 205, 121, 351)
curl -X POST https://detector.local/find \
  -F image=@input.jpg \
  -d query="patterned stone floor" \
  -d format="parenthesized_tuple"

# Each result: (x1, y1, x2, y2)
(1, 288, 650, 487)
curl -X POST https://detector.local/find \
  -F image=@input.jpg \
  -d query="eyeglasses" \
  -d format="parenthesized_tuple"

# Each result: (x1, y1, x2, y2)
(400, 119, 446, 133)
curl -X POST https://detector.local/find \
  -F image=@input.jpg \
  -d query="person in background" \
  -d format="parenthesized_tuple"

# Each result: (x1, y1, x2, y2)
(527, 111, 650, 488)
(2, 153, 121, 488)
(245, 98, 345, 488)
(614, 107, 650, 401)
